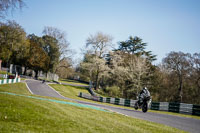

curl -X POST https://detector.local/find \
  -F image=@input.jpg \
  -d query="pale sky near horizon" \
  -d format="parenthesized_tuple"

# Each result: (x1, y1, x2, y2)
(5, 0, 200, 64)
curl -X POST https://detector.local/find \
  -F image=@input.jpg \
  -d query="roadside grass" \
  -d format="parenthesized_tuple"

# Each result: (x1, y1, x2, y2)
(59, 79, 89, 86)
(0, 92, 186, 132)
(0, 83, 30, 95)
(50, 84, 200, 120)
(49, 84, 90, 100)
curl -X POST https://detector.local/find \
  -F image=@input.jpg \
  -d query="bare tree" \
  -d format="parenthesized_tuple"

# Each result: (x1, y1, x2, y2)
(86, 32, 113, 58)
(82, 32, 113, 89)
(43, 26, 74, 75)
(162, 51, 192, 102)
(43, 26, 71, 59)
(0, 0, 25, 18)
(56, 57, 74, 78)
(192, 53, 200, 89)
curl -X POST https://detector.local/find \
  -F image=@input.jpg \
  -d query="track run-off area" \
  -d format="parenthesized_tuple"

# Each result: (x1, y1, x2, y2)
(25, 79, 200, 133)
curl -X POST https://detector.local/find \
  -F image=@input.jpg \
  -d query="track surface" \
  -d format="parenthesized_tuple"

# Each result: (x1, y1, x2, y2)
(26, 80, 200, 133)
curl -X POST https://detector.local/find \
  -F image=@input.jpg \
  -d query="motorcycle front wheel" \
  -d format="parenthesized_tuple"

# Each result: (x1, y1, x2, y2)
(142, 102, 148, 113)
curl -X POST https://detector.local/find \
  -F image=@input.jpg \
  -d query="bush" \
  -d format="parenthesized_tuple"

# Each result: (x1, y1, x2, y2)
(107, 86, 122, 98)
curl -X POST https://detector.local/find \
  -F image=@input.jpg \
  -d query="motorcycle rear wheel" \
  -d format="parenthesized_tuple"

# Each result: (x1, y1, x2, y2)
(134, 103, 139, 110)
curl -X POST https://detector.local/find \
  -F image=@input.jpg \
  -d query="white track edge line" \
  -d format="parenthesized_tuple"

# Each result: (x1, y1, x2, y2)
(25, 82, 33, 94)
(47, 84, 66, 98)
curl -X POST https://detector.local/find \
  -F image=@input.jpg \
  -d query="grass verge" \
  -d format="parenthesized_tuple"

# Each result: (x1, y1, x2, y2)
(0, 83, 30, 95)
(49, 84, 90, 100)
(59, 79, 89, 86)
(0, 84, 186, 133)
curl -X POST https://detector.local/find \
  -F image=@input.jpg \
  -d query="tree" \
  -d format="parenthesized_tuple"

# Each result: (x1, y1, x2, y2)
(84, 32, 113, 89)
(86, 32, 113, 58)
(42, 26, 71, 58)
(108, 51, 150, 98)
(0, 20, 27, 67)
(42, 26, 74, 76)
(192, 53, 200, 89)
(27, 34, 60, 76)
(118, 36, 156, 62)
(80, 53, 110, 89)
(162, 51, 192, 102)
(27, 39, 50, 78)
(42, 35, 60, 72)
(55, 57, 74, 79)
(105, 36, 155, 98)
(0, 0, 25, 18)
(187, 53, 200, 104)
(117, 36, 157, 92)
(14, 39, 30, 68)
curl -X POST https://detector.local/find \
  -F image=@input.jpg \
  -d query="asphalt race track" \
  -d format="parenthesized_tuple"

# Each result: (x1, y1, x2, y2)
(25, 80, 200, 133)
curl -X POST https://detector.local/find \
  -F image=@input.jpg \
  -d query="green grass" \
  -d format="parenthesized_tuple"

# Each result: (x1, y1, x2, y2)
(0, 84, 186, 133)
(0, 83, 30, 95)
(49, 84, 90, 100)
(59, 79, 89, 86)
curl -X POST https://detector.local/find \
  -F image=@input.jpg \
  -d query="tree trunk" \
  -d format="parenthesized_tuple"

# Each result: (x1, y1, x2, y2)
(23, 67, 27, 75)
(178, 75, 183, 102)
(95, 71, 99, 90)
(197, 77, 200, 89)
(35, 70, 38, 79)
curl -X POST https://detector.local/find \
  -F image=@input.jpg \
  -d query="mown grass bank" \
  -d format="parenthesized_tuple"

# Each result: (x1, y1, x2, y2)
(0, 83, 30, 95)
(59, 79, 89, 86)
(0, 83, 186, 133)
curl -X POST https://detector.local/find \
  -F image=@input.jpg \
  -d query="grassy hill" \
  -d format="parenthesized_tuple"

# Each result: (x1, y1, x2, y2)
(0, 83, 186, 133)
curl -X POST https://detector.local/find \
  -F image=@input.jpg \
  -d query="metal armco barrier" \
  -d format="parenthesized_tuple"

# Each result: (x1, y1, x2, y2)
(151, 102, 160, 110)
(151, 101, 200, 116)
(193, 105, 200, 116)
(79, 92, 200, 116)
(106, 97, 110, 103)
(0, 78, 21, 85)
(124, 99, 130, 107)
(115, 98, 120, 105)
(78, 92, 137, 107)
(169, 102, 180, 113)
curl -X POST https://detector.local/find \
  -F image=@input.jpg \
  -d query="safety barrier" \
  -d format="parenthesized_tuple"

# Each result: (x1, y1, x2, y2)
(79, 92, 137, 107)
(151, 102, 200, 116)
(0, 78, 21, 85)
(79, 92, 200, 116)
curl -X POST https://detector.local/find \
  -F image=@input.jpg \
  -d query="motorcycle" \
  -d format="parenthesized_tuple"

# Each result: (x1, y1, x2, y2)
(134, 90, 151, 113)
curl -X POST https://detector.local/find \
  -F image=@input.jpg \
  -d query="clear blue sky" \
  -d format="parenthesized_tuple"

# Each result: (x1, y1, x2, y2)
(6, 0, 200, 64)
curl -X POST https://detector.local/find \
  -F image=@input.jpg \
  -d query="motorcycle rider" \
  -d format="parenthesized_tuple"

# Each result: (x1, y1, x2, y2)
(134, 87, 151, 112)
(137, 87, 150, 104)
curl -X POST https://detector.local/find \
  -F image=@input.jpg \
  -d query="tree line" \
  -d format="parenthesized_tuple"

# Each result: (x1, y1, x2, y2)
(0, 20, 73, 78)
(78, 32, 200, 104)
